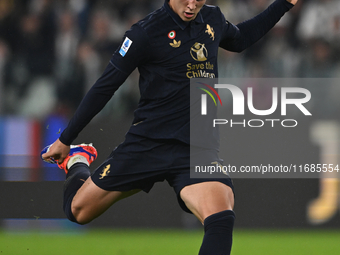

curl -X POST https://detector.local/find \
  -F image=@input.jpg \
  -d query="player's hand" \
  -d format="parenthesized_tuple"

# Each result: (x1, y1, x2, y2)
(41, 139, 70, 164)
(286, 0, 298, 5)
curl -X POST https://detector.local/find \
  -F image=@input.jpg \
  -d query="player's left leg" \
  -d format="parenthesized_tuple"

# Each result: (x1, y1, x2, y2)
(66, 171, 140, 224)
(42, 143, 141, 224)
(180, 181, 235, 255)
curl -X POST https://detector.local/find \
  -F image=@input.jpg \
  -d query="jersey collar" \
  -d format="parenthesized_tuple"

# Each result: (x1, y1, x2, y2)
(164, 0, 204, 30)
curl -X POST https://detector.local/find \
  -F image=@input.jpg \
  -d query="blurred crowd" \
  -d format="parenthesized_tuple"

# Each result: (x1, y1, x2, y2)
(0, 0, 340, 119)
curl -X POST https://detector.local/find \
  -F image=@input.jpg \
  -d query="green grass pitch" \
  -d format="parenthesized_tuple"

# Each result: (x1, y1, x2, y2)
(1, 229, 340, 255)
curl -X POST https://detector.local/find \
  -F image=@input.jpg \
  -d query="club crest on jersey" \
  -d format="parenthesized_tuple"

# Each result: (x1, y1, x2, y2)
(205, 24, 215, 41)
(119, 37, 133, 57)
(99, 164, 111, 179)
(168, 30, 176, 39)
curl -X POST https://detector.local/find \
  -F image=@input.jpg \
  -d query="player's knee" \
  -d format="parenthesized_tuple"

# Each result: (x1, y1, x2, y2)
(71, 203, 93, 225)
(181, 182, 235, 222)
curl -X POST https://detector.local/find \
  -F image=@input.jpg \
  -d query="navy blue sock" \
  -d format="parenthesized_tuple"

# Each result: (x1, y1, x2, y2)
(198, 210, 235, 255)
(63, 163, 90, 224)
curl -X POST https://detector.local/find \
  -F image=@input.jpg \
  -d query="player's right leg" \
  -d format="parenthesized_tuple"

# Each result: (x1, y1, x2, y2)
(42, 144, 140, 224)
(180, 182, 235, 255)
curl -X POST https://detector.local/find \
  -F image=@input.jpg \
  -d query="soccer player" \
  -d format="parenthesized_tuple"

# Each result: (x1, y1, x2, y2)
(42, 0, 298, 254)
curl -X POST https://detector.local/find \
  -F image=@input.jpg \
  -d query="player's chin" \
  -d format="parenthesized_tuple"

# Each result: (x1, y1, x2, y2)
(183, 17, 195, 22)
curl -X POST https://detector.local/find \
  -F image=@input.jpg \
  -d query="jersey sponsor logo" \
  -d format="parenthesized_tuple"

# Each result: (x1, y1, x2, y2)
(186, 61, 215, 78)
(168, 30, 176, 39)
(99, 164, 111, 179)
(119, 37, 133, 57)
(187, 42, 215, 78)
(170, 39, 181, 48)
(190, 42, 208, 61)
(205, 24, 215, 41)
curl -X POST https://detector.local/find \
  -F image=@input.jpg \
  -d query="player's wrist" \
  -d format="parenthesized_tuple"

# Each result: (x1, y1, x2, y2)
(59, 133, 72, 146)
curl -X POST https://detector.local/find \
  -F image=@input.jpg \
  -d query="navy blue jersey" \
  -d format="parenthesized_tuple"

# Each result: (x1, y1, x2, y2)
(60, 0, 293, 146)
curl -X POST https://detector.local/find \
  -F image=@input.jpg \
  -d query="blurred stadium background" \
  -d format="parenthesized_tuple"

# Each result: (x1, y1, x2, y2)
(1, 0, 340, 254)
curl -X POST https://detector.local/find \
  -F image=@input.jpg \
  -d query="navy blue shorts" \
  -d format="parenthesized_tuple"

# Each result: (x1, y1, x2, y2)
(91, 133, 234, 213)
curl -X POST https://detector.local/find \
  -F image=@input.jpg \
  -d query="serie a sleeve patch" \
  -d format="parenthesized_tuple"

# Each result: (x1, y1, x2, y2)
(119, 37, 133, 57)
